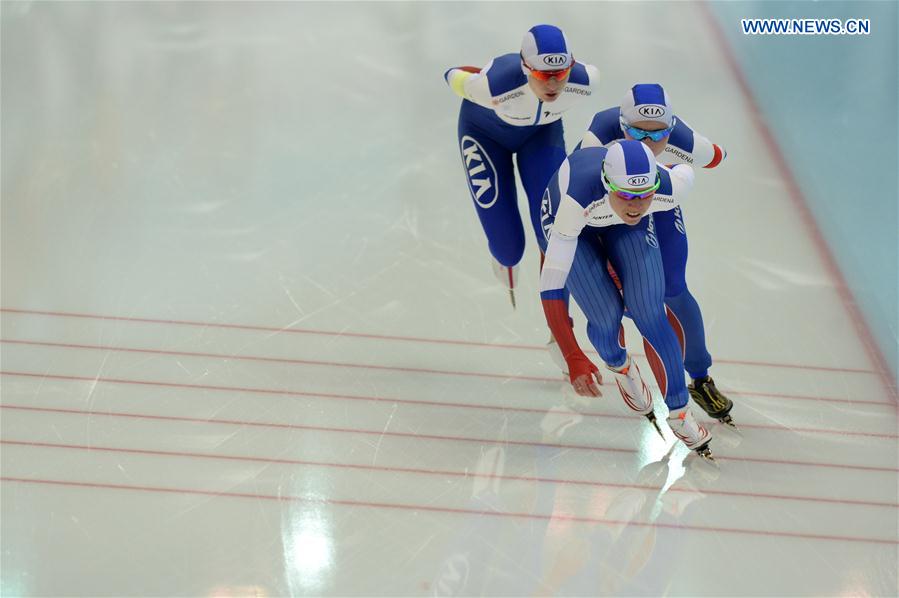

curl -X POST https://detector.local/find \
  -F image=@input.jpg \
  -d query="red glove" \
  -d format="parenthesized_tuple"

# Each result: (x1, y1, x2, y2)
(566, 351, 602, 397)
(542, 294, 602, 397)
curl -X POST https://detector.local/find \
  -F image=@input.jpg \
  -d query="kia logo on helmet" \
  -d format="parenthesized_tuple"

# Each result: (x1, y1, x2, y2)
(638, 105, 666, 118)
(542, 54, 567, 67)
(627, 175, 649, 187)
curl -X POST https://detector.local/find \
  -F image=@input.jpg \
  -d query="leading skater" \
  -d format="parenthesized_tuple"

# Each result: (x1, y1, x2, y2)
(539, 140, 714, 460)
(443, 25, 599, 313)
(578, 84, 734, 427)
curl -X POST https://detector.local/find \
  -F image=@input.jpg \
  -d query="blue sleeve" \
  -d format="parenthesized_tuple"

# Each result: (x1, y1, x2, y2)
(485, 53, 527, 97)
(667, 116, 696, 153)
(563, 147, 608, 207)
(588, 107, 626, 145)
(575, 108, 622, 151)
(567, 62, 590, 85)
(656, 167, 674, 196)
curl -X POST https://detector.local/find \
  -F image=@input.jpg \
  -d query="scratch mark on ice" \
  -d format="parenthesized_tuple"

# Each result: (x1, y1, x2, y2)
(371, 404, 398, 466)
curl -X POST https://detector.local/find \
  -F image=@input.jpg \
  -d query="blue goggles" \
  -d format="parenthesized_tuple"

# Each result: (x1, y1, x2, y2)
(620, 116, 676, 142)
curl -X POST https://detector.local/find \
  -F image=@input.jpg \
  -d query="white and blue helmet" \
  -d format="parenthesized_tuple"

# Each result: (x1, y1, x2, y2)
(520, 25, 572, 71)
(603, 140, 658, 190)
(620, 83, 674, 127)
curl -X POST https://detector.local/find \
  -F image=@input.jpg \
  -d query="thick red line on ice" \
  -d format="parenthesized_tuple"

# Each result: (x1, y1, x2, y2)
(1, 476, 895, 546)
(2, 370, 896, 438)
(4, 438, 896, 509)
(2, 402, 897, 473)
(698, 2, 898, 402)
(0, 307, 879, 375)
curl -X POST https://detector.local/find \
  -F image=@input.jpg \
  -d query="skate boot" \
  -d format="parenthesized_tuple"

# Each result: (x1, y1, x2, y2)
(609, 356, 663, 439)
(491, 257, 519, 309)
(689, 376, 736, 428)
(667, 405, 714, 461)
(547, 335, 569, 377)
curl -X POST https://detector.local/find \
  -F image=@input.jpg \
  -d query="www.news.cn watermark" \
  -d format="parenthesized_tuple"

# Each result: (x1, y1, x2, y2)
(742, 18, 870, 35)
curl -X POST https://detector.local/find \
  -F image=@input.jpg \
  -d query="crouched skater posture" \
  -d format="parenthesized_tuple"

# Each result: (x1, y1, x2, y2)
(538, 140, 715, 461)
(579, 83, 734, 427)
(444, 24, 598, 309)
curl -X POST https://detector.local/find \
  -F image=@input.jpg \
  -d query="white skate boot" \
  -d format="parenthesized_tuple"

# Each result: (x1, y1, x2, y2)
(609, 356, 663, 438)
(491, 257, 519, 309)
(667, 405, 714, 461)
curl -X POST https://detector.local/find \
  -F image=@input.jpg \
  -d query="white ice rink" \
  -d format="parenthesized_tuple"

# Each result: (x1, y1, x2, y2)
(2, 2, 897, 596)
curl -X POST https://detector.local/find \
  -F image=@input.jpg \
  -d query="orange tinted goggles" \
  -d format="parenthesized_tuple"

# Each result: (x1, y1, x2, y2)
(522, 58, 573, 81)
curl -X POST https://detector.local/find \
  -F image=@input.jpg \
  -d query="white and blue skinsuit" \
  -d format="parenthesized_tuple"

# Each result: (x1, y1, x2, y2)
(444, 40, 598, 268)
(577, 94, 726, 381)
(540, 143, 696, 410)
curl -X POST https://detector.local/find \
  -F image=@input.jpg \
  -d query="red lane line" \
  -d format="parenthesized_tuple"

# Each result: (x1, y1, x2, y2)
(2, 476, 895, 546)
(3, 403, 897, 474)
(4, 439, 896, 509)
(0, 338, 557, 384)
(0, 307, 878, 376)
(721, 388, 894, 409)
(2, 369, 897, 440)
(3, 338, 895, 409)
(0, 369, 558, 414)
(698, 3, 898, 402)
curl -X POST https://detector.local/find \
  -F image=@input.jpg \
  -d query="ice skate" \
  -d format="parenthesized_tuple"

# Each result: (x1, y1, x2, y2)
(689, 376, 736, 428)
(609, 356, 663, 439)
(667, 405, 714, 461)
(491, 257, 519, 309)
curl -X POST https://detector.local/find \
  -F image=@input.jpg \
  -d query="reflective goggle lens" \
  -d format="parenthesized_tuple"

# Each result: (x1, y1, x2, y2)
(615, 188, 656, 200)
(623, 124, 673, 142)
(529, 66, 572, 81)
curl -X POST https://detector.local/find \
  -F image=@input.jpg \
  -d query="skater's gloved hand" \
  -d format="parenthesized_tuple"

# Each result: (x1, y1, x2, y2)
(541, 292, 600, 396)
(566, 352, 602, 397)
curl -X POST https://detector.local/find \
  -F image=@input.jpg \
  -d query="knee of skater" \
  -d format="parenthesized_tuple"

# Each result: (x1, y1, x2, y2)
(625, 300, 667, 324)
(586, 321, 625, 359)
(664, 278, 688, 299)
(490, 243, 525, 268)
(587, 311, 623, 335)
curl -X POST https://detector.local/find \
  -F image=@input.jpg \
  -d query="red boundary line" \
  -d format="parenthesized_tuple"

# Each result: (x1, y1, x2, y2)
(2, 403, 897, 474)
(2, 369, 896, 439)
(3, 438, 896, 509)
(3, 339, 894, 409)
(0, 338, 555, 384)
(697, 2, 898, 402)
(0, 307, 879, 376)
(1, 476, 894, 546)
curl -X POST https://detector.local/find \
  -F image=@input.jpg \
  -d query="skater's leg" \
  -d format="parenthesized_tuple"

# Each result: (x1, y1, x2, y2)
(602, 220, 690, 411)
(516, 119, 567, 247)
(656, 208, 734, 426)
(654, 207, 711, 378)
(564, 233, 627, 369)
(564, 233, 660, 432)
(457, 110, 523, 268)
